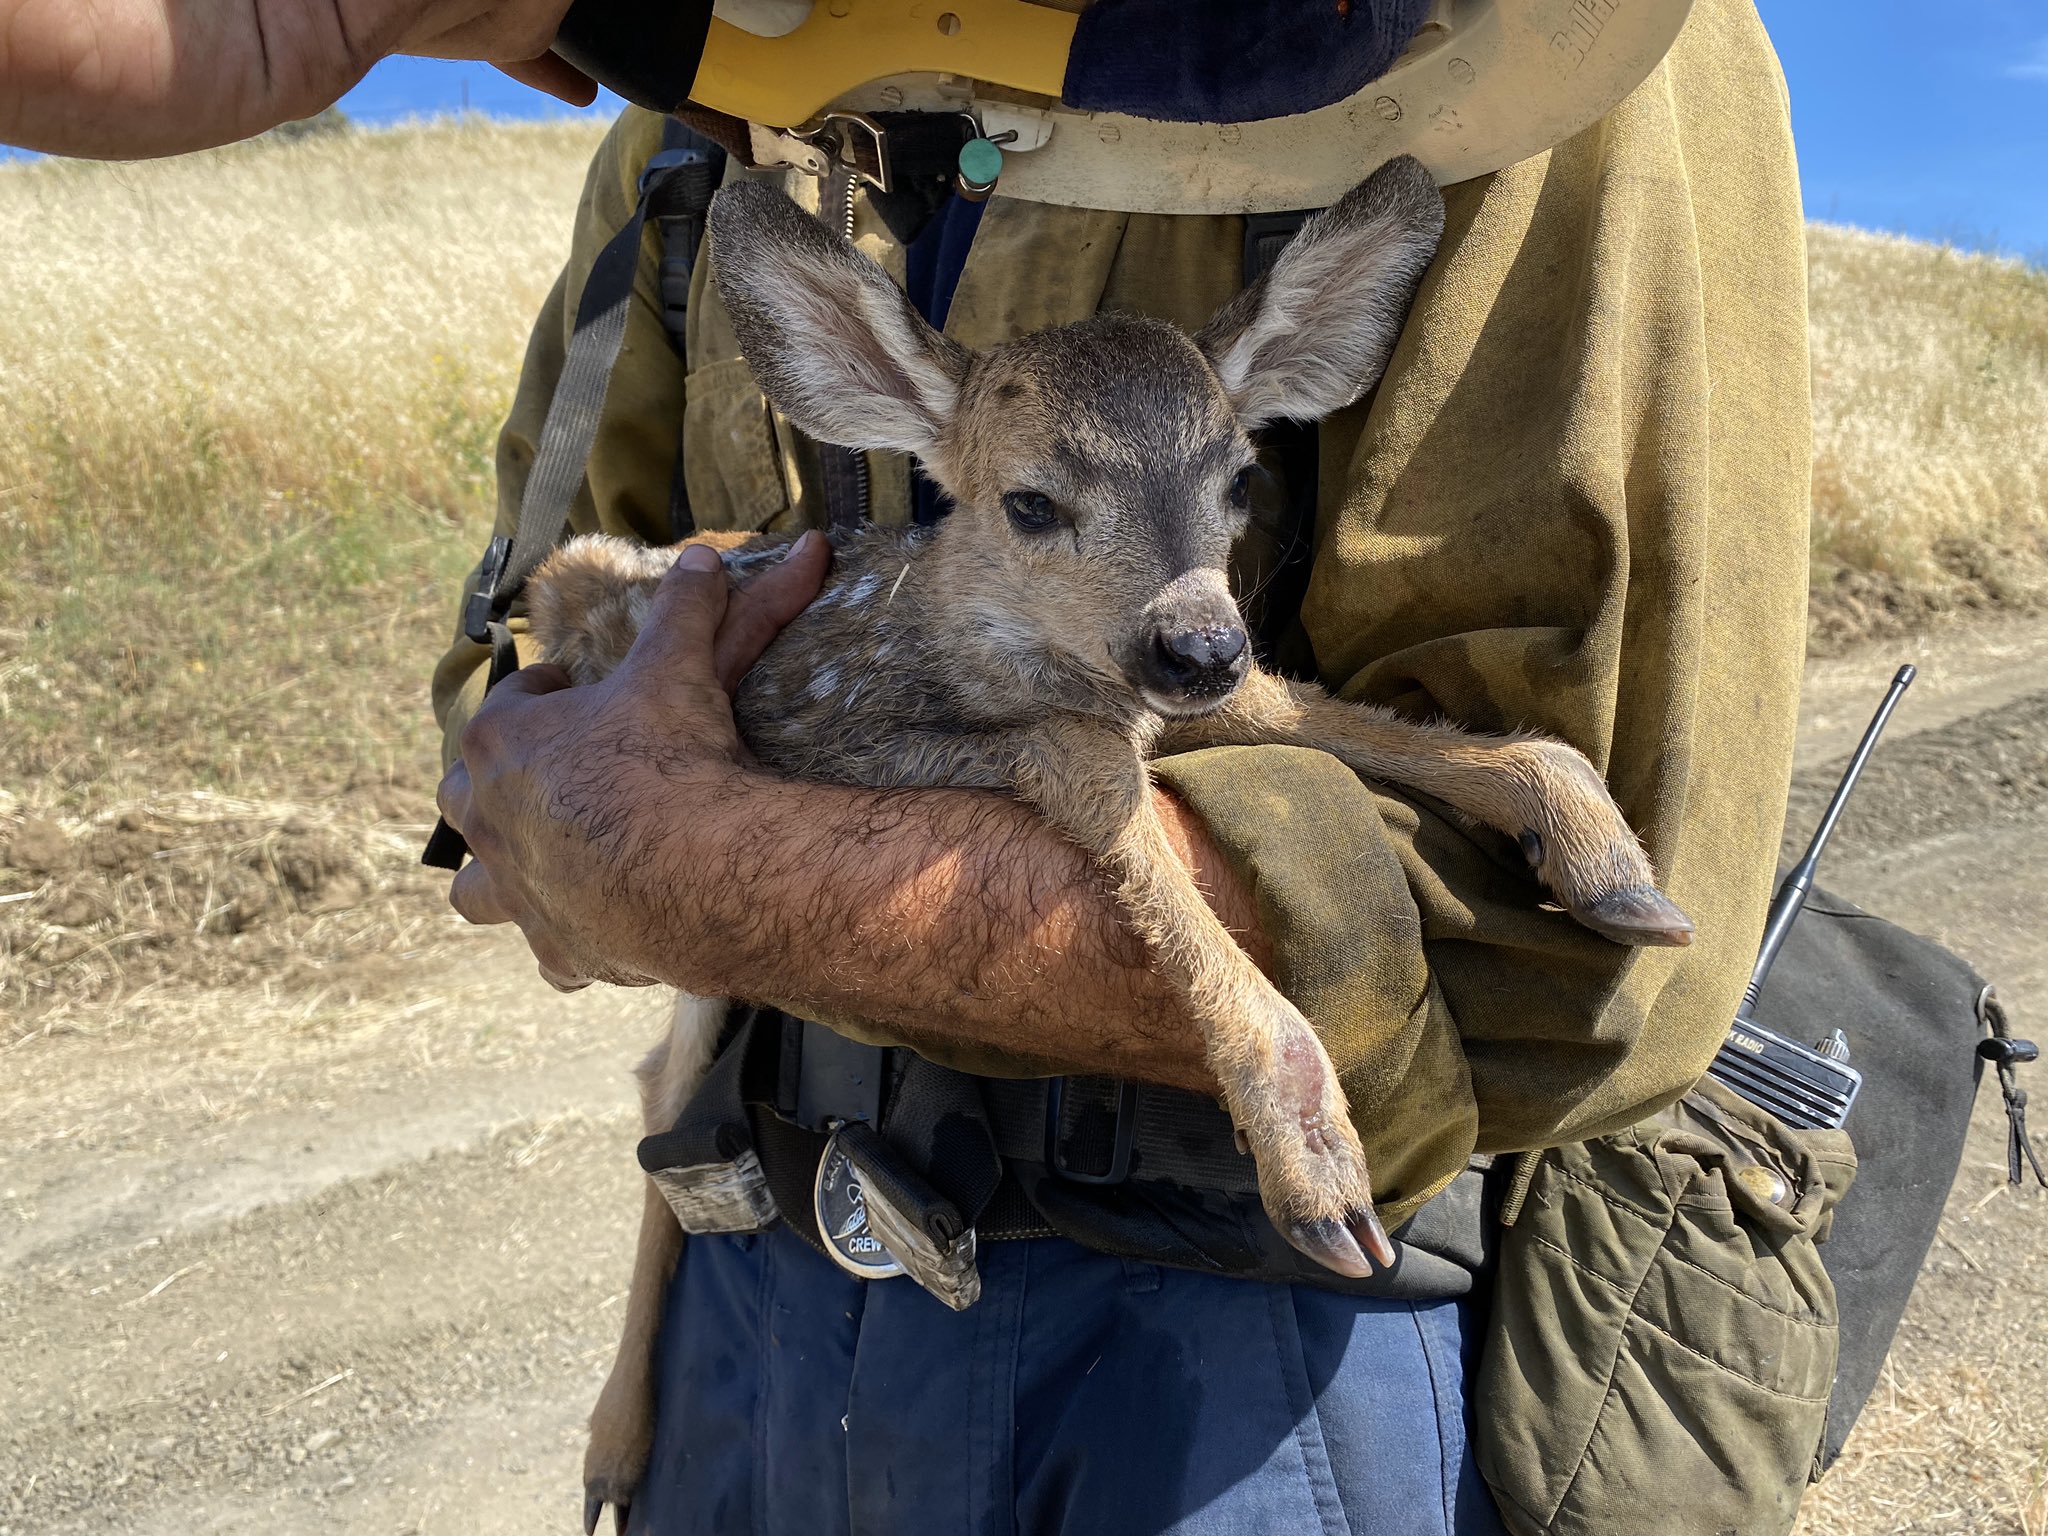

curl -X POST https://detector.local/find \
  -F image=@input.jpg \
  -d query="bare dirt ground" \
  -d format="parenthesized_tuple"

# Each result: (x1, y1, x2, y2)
(5, 619, 2046, 1536)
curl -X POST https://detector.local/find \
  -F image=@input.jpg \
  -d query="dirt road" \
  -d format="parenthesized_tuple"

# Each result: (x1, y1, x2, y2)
(5, 620, 2044, 1536)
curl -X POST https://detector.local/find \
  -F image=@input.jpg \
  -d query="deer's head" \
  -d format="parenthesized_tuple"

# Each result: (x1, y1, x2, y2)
(708, 158, 1443, 716)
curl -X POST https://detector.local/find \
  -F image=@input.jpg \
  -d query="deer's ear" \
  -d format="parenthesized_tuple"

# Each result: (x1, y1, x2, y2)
(1196, 156, 1444, 431)
(708, 181, 968, 458)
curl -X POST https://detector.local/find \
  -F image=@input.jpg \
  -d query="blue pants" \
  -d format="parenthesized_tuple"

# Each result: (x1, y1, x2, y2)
(627, 1225, 1505, 1536)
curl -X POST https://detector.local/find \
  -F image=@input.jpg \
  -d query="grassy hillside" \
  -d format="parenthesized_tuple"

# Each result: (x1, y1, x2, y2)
(1807, 222, 2048, 646)
(3, 119, 2046, 1034)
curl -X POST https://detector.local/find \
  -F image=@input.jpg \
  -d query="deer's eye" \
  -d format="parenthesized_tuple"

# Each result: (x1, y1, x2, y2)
(1228, 465, 1256, 510)
(1003, 490, 1061, 533)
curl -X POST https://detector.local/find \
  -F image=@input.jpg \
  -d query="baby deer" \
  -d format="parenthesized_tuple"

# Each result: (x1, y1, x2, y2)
(532, 160, 1694, 1531)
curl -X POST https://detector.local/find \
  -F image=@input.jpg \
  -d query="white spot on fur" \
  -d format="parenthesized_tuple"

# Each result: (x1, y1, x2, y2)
(842, 573, 883, 607)
(808, 665, 842, 699)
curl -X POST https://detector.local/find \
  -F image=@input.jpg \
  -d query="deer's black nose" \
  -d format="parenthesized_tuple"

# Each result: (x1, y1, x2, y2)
(1152, 624, 1249, 689)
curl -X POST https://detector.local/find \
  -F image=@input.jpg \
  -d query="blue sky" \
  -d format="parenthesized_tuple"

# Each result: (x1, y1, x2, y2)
(331, 3, 2048, 260)
(333, 56, 626, 127)
(1752, 0, 2048, 257)
(9, 5, 2047, 258)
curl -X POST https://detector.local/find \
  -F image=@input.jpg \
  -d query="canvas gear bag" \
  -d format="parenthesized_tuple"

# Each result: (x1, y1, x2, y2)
(1474, 882, 2038, 1536)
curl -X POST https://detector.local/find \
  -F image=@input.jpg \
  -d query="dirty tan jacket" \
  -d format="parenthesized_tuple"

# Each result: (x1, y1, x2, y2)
(433, 0, 1810, 1229)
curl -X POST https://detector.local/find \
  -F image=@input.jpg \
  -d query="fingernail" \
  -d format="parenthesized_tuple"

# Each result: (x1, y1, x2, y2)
(678, 544, 721, 572)
(782, 530, 819, 561)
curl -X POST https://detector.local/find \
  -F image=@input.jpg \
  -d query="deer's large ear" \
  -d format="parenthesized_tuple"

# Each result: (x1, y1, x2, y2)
(708, 181, 969, 458)
(1196, 156, 1444, 430)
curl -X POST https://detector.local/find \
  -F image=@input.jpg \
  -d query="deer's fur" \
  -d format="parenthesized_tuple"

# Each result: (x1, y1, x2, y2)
(532, 160, 1695, 1532)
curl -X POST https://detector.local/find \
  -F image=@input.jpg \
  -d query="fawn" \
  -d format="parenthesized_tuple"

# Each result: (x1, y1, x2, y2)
(529, 160, 1695, 1531)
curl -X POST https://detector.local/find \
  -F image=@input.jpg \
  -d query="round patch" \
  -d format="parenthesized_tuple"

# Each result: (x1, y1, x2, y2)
(814, 1133, 906, 1281)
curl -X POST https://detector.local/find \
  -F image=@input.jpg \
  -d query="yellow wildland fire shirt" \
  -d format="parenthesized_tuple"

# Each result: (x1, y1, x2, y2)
(433, 0, 1811, 1229)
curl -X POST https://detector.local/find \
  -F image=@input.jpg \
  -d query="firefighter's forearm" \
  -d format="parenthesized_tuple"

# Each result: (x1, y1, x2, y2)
(657, 772, 1248, 1094)
(0, 0, 586, 159)
(438, 549, 1248, 1094)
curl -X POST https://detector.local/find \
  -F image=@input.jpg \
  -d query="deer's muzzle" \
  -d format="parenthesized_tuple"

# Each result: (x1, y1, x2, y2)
(1138, 620, 1250, 712)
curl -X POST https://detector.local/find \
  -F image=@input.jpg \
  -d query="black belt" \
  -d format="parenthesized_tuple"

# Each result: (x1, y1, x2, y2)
(637, 1010, 1496, 1304)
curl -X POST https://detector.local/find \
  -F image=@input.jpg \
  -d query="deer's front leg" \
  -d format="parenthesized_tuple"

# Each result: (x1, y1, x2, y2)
(1015, 721, 1393, 1276)
(1161, 670, 1693, 947)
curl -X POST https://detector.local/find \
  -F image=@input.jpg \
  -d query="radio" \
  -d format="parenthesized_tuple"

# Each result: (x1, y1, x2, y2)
(1705, 664, 1916, 1130)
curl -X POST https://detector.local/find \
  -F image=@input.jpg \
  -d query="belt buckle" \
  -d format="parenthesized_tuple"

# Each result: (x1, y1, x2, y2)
(1045, 1077, 1139, 1185)
(815, 1123, 980, 1311)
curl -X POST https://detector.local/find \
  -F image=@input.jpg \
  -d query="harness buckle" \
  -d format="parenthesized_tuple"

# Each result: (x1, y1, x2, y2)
(637, 146, 693, 197)
(794, 111, 895, 194)
(461, 534, 514, 647)
(1045, 1077, 1139, 1185)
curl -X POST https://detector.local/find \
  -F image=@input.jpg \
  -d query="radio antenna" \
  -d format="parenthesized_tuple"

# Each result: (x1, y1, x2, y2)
(1737, 664, 1916, 1021)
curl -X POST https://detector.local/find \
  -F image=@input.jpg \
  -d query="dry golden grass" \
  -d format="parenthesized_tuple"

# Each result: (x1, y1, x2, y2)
(1, 117, 601, 526)
(0, 118, 606, 1031)
(1808, 222, 2048, 646)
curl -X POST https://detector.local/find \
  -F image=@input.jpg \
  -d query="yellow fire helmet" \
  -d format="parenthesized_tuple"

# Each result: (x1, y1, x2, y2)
(553, 0, 1696, 212)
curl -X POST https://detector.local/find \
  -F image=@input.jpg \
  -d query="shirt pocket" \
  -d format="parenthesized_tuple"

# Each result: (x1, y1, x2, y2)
(682, 356, 792, 531)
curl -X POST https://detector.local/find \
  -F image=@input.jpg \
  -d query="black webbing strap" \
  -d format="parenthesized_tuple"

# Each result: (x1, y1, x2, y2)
(651, 116, 727, 539)
(423, 125, 724, 872)
(634, 1010, 1006, 1255)
(1243, 210, 1309, 287)
(1238, 210, 1323, 664)
(879, 1055, 1005, 1223)
(637, 1010, 773, 1173)
(419, 621, 522, 869)
(981, 1076, 1262, 1197)
(818, 446, 870, 531)
(494, 139, 710, 610)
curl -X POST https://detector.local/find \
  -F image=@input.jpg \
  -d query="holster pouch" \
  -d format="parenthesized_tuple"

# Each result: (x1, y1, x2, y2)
(1476, 1075, 1857, 1536)
(635, 1016, 783, 1235)
(643, 1147, 780, 1234)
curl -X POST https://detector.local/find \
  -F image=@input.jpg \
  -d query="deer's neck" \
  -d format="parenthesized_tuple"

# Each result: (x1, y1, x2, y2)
(916, 522, 1143, 732)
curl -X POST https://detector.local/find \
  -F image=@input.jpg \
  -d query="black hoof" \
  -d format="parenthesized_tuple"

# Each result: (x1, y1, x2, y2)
(1348, 1204, 1397, 1270)
(584, 1486, 632, 1536)
(1283, 1206, 1393, 1278)
(1580, 887, 1696, 947)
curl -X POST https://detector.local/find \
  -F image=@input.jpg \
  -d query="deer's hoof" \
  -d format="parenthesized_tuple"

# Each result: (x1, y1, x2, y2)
(585, 1483, 631, 1536)
(1580, 887, 1696, 948)
(1283, 1207, 1394, 1278)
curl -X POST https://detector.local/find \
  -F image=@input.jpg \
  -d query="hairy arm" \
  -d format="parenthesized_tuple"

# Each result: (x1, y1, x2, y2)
(439, 541, 1252, 1094)
(650, 763, 1242, 1093)
(0, 0, 589, 158)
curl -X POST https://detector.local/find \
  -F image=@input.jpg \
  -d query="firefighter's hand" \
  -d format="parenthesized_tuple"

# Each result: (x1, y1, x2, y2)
(436, 533, 831, 992)
(1, 0, 593, 159)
